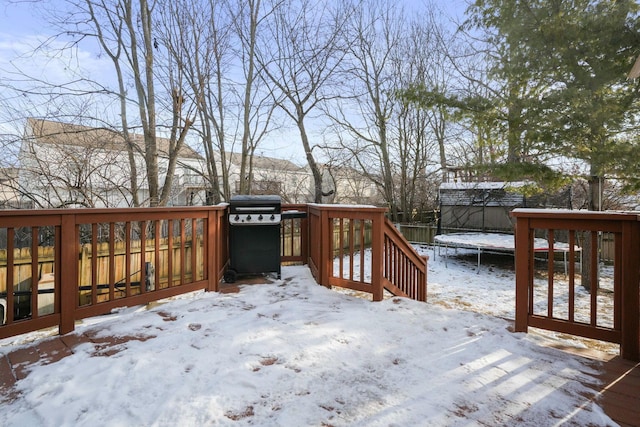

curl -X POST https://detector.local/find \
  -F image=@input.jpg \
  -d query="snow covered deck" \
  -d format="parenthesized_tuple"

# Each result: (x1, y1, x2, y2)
(0, 265, 634, 426)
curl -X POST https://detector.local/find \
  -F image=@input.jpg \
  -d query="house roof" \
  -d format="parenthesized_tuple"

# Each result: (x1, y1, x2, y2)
(0, 167, 19, 181)
(227, 151, 306, 172)
(26, 118, 203, 160)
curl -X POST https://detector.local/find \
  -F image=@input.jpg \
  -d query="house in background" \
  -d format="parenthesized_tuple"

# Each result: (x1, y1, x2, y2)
(223, 156, 386, 206)
(11, 118, 385, 208)
(227, 152, 313, 203)
(18, 118, 207, 208)
(319, 164, 383, 205)
(0, 167, 27, 209)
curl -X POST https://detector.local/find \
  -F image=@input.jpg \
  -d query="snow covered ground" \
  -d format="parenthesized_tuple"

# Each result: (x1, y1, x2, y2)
(0, 245, 617, 426)
(423, 243, 616, 339)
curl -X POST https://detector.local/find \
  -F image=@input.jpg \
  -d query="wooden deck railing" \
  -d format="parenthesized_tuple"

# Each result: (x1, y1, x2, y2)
(0, 206, 228, 339)
(1, 203, 426, 340)
(511, 209, 640, 361)
(281, 204, 309, 264)
(382, 218, 428, 301)
(307, 204, 427, 302)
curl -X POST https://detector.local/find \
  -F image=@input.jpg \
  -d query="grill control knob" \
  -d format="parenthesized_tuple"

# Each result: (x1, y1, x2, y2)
(258, 215, 263, 221)
(270, 214, 275, 220)
(234, 215, 240, 221)
(247, 215, 252, 220)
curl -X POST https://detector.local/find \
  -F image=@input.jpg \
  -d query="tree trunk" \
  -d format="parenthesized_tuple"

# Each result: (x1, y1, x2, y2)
(238, 0, 261, 195)
(297, 119, 323, 203)
(581, 173, 602, 291)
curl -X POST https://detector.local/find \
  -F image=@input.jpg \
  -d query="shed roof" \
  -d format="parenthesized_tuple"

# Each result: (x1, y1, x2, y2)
(439, 181, 528, 207)
(439, 181, 528, 190)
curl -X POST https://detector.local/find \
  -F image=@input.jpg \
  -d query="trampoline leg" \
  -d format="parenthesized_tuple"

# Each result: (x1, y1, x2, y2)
(444, 244, 448, 268)
(477, 248, 481, 273)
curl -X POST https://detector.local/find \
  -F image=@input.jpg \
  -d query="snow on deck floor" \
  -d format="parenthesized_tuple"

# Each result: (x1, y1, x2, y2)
(0, 260, 615, 426)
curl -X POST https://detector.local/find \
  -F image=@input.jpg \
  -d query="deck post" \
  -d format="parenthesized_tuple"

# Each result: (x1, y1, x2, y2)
(300, 206, 309, 265)
(371, 211, 384, 302)
(206, 210, 218, 292)
(514, 216, 531, 333)
(420, 255, 428, 302)
(320, 208, 331, 288)
(620, 221, 640, 361)
(59, 213, 77, 335)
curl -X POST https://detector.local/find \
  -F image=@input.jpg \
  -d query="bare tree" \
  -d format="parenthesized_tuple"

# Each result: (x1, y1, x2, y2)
(233, 0, 263, 195)
(84, 0, 164, 205)
(156, 0, 230, 203)
(328, 0, 407, 219)
(256, 0, 350, 203)
(326, 0, 463, 221)
(19, 0, 197, 207)
(157, 0, 280, 202)
(393, 18, 447, 220)
(228, 0, 282, 196)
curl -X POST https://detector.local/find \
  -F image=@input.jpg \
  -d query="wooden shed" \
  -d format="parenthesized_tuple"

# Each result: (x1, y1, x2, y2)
(438, 182, 571, 233)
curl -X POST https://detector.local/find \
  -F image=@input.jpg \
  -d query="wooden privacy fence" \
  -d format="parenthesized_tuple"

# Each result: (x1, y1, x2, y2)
(396, 223, 437, 244)
(2, 236, 209, 311)
(308, 204, 427, 302)
(0, 206, 228, 339)
(511, 209, 640, 361)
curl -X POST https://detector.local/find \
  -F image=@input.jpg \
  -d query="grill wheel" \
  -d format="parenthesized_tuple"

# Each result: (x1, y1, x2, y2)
(223, 269, 238, 283)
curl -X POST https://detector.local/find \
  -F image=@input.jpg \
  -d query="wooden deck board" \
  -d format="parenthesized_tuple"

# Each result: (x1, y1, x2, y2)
(546, 344, 640, 426)
(596, 356, 640, 427)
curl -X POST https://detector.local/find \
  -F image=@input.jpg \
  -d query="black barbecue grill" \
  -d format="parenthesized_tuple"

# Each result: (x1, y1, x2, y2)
(224, 195, 283, 283)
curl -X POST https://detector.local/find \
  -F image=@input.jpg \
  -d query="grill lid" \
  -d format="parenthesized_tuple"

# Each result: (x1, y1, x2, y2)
(228, 195, 281, 211)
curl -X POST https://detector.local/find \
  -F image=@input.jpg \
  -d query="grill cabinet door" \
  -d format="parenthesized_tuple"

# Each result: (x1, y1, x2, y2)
(228, 224, 281, 275)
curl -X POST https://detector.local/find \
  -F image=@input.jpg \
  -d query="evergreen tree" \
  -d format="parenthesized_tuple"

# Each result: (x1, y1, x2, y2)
(468, 0, 640, 205)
